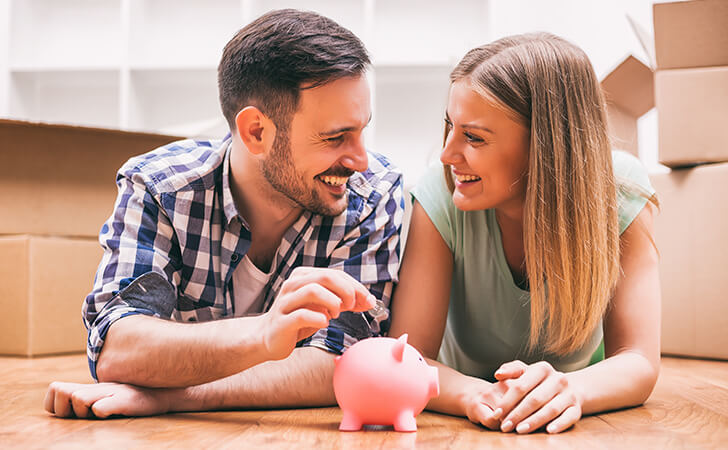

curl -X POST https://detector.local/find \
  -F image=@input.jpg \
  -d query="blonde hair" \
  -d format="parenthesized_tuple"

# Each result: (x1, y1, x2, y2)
(446, 33, 621, 355)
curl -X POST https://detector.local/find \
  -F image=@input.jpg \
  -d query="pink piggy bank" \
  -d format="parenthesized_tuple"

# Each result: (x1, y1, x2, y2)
(333, 334, 439, 432)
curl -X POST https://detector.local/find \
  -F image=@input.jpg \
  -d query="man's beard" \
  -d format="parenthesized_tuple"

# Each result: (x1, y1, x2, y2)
(261, 132, 352, 217)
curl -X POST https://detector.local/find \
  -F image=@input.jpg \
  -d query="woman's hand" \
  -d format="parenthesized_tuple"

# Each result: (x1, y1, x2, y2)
(457, 375, 509, 430)
(492, 360, 583, 434)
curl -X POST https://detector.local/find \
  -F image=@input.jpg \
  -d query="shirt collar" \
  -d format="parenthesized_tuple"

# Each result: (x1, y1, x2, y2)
(221, 137, 245, 228)
(221, 138, 377, 229)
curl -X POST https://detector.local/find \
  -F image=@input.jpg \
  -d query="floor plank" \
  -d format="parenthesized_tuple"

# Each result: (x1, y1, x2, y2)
(0, 355, 726, 448)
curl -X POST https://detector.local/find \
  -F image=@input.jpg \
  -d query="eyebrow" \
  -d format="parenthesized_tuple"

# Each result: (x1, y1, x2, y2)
(319, 114, 373, 137)
(444, 111, 495, 134)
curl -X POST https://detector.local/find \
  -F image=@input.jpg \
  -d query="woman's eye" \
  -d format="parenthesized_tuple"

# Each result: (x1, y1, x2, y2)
(464, 132, 484, 143)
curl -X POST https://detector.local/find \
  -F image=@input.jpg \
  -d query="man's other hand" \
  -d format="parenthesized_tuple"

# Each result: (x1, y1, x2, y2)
(44, 381, 170, 419)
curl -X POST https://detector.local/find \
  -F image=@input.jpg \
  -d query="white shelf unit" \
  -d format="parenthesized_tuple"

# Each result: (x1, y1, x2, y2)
(127, 67, 222, 135)
(1, 0, 492, 177)
(9, 69, 120, 128)
(372, 64, 453, 185)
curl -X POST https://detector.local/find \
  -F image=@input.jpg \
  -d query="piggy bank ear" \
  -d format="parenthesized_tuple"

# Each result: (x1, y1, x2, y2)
(392, 334, 408, 362)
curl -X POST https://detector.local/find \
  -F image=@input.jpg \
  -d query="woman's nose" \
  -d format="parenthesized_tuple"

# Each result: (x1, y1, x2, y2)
(440, 133, 462, 166)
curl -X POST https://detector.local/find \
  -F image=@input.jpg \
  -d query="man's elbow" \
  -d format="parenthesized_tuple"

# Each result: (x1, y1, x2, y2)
(95, 350, 124, 383)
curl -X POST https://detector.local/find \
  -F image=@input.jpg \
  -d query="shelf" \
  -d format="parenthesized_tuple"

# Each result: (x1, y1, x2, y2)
(128, 0, 243, 68)
(127, 68, 225, 137)
(373, 65, 452, 184)
(9, 70, 120, 128)
(9, 0, 122, 69)
(248, 0, 368, 45)
(1, 0, 484, 152)
(371, 0, 489, 67)
(9, 65, 122, 73)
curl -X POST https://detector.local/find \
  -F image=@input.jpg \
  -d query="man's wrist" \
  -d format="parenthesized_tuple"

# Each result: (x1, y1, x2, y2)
(163, 385, 207, 413)
(226, 315, 270, 368)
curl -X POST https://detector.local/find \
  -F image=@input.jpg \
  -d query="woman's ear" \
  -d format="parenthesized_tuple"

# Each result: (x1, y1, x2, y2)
(234, 106, 276, 155)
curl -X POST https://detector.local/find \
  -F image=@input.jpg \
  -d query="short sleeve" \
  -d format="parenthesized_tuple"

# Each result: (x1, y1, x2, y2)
(410, 164, 457, 251)
(613, 150, 656, 234)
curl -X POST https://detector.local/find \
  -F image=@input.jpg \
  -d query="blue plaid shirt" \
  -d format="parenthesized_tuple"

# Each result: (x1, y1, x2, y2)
(83, 136, 403, 380)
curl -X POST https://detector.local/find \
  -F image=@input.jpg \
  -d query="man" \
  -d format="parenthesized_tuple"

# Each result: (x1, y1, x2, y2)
(44, 9, 403, 418)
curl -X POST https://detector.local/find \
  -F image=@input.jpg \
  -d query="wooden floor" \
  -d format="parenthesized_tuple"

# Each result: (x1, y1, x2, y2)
(1, 355, 726, 449)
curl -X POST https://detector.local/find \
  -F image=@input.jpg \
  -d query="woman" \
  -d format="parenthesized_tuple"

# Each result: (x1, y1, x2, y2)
(389, 33, 660, 434)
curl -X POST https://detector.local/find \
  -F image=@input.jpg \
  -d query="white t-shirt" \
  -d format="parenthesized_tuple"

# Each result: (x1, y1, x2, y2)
(232, 254, 275, 317)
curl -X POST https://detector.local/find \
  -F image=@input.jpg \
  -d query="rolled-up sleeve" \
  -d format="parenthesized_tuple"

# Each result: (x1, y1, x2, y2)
(84, 169, 181, 380)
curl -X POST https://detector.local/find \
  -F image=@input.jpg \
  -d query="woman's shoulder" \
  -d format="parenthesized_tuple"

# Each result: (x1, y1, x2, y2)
(611, 150, 655, 234)
(410, 164, 459, 249)
(411, 163, 454, 210)
(612, 150, 653, 190)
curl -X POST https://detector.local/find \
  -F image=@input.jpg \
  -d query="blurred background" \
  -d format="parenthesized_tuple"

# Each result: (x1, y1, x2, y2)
(0, 0, 663, 184)
(2, 0, 727, 363)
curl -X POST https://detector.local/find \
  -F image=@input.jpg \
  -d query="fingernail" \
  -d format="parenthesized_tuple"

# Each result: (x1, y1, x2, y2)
(501, 420, 513, 432)
(491, 408, 503, 419)
(516, 422, 530, 434)
(547, 424, 556, 434)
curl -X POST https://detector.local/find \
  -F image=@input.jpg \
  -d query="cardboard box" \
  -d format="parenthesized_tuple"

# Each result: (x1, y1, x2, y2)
(0, 119, 181, 238)
(601, 55, 655, 157)
(656, 66, 728, 167)
(653, 0, 728, 70)
(600, 2, 728, 167)
(650, 163, 728, 360)
(0, 235, 102, 356)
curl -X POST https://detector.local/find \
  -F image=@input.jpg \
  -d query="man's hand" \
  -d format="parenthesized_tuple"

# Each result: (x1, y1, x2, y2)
(260, 267, 375, 361)
(492, 360, 583, 434)
(44, 382, 170, 419)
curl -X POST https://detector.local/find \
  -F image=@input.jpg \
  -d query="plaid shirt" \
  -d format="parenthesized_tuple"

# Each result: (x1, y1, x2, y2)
(83, 136, 403, 380)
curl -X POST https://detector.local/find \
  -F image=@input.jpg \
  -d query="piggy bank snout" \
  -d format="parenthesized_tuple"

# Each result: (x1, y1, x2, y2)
(428, 365, 440, 398)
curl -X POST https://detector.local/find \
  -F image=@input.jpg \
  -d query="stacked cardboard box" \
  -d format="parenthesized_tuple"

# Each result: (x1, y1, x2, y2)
(652, 0, 728, 168)
(603, 0, 728, 360)
(601, 55, 654, 158)
(0, 119, 180, 356)
(650, 164, 728, 359)
(651, 0, 728, 360)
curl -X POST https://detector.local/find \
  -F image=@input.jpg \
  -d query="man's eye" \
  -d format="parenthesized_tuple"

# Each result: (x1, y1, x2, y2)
(324, 135, 345, 144)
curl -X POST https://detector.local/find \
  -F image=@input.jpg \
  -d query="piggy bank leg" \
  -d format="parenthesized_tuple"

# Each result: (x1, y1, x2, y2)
(393, 410, 417, 432)
(339, 410, 364, 431)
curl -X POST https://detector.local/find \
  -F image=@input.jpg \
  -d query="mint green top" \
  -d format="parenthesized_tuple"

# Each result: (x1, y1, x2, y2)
(410, 151, 655, 379)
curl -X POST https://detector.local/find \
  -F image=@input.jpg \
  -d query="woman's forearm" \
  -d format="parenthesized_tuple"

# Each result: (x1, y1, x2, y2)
(425, 358, 492, 416)
(567, 351, 659, 415)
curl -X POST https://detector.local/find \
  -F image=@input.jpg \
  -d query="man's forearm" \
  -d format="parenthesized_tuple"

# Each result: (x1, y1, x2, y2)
(97, 314, 270, 388)
(167, 347, 337, 412)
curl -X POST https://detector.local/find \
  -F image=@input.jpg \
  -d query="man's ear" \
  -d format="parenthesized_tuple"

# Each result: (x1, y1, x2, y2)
(234, 106, 276, 155)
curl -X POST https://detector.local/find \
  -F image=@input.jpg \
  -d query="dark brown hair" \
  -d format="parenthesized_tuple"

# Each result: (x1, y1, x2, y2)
(218, 9, 370, 132)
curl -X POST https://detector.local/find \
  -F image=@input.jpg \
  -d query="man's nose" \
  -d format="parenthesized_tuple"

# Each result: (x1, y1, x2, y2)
(340, 135, 368, 173)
